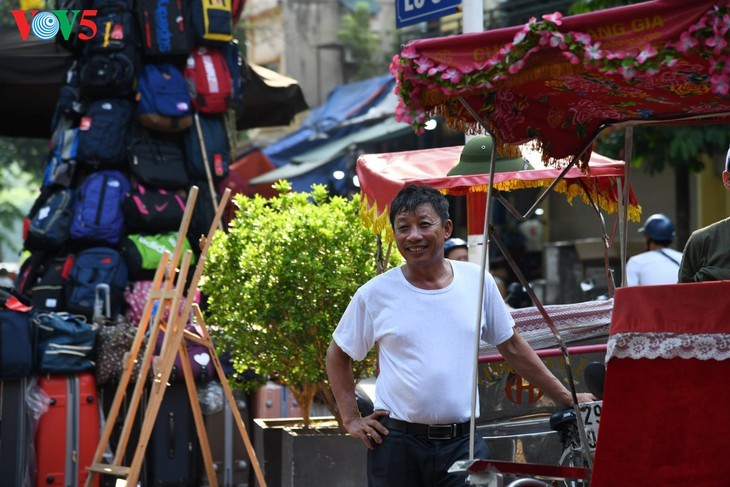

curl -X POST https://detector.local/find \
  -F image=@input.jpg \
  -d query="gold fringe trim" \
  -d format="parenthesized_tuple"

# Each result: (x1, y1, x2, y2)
(359, 181, 641, 244)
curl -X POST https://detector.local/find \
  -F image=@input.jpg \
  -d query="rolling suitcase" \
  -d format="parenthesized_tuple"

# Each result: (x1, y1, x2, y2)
(251, 381, 301, 419)
(35, 372, 100, 487)
(0, 378, 32, 486)
(203, 386, 251, 487)
(146, 381, 202, 486)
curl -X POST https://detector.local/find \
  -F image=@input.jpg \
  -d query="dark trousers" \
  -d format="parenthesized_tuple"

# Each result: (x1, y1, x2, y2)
(367, 429, 490, 487)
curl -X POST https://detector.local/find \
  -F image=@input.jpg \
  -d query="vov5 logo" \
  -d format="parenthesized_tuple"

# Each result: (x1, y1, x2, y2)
(11, 9, 98, 41)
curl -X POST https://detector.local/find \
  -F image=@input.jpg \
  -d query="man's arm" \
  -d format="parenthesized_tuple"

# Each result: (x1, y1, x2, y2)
(496, 331, 594, 406)
(326, 340, 388, 449)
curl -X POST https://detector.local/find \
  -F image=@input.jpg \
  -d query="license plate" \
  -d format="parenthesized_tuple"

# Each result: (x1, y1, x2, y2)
(578, 400, 602, 452)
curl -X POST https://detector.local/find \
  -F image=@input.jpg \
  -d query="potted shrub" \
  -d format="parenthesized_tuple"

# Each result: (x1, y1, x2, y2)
(203, 182, 400, 427)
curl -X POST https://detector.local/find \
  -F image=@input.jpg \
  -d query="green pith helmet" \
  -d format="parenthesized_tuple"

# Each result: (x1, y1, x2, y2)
(447, 135, 533, 176)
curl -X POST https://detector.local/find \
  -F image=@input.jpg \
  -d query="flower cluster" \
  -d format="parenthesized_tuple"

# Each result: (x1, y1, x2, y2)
(391, 2, 730, 131)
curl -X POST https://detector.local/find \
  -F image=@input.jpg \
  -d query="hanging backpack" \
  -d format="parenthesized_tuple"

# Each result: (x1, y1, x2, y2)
(24, 187, 77, 251)
(184, 115, 231, 181)
(120, 232, 194, 280)
(0, 289, 35, 379)
(185, 46, 232, 114)
(137, 63, 194, 133)
(70, 170, 131, 245)
(221, 41, 245, 108)
(122, 182, 187, 234)
(43, 128, 80, 188)
(65, 247, 129, 321)
(191, 0, 233, 44)
(137, 0, 194, 57)
(28, 254, 74, 313)
(127, 128, 189, 189)
(33, 311, 97, 373)
(77, 99, 133, 168)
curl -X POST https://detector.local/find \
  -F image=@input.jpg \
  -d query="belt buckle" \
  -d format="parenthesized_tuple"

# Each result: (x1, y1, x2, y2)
(427, 424, 454, 440)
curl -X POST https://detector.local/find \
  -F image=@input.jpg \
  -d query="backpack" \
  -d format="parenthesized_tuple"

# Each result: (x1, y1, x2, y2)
(43, 127, 79, 188)
(191, 0, 233, 44)
(29, 254, 74, 313)
(185, 46, 232, 114)
(184, 115, 231, 181)
(77, 99, 133, 167)
(0, 300, 35, 379)
(120, 232, 194, 280)
(70, 170, 131, 245)
(127, 128, 189, 189)
(66, 247, 129, 320)
(137, 0, 194, 57)
(78, 5, 139, 98)
(137, 63, 193, 133)
(24, 187, 77, 251)
(122, 182, 187, 233)
(221, 41, 245, 108)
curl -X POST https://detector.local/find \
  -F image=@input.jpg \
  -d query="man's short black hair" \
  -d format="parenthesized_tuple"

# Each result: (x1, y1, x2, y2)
(389, 184, 450, 228)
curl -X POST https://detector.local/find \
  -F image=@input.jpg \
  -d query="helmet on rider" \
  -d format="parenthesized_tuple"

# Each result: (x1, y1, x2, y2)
(444, 237, 468, 258)
(638, 214, 675, 244)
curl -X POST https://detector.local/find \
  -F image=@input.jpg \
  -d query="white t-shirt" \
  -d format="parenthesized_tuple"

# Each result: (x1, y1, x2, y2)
(333, 260, 514, 425)
(626, 248, 683, 286)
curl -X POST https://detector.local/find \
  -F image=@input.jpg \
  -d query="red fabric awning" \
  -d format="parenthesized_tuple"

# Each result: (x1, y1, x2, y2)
(390, 0, 730, 164)
(356, 146, 640, 240)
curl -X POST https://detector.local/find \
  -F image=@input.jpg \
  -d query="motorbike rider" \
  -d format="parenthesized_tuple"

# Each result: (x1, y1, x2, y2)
(626, 214, 682, 286)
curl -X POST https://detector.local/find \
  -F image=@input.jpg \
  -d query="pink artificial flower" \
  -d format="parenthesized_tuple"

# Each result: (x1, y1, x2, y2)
(441, 68, 463, 83)
(414, 57, 434, 74)
(707, 35, 728, 55)
(710, 73, 730, 96)
(665, 58, 679, 68)
(688, 17, 707, 34)
(389, 55, 401, 72)
(620, 65, 636, 80)
(562, 51, 581, 64)
(573, 32, 592, 46)
(542, 12, 563, 25)
(636, 45, 657, 64)
(513, 31, 527, 44)
(584, 43, 603, 60)
(676, 32, 699, 53)
(720, 13, 730, 35)
(538, 32, 551, 46)
(508, 59, 525, 74)
(427, 63, 447, 76)
(549, 32, 566, 49)
(400, 45, 418, 59)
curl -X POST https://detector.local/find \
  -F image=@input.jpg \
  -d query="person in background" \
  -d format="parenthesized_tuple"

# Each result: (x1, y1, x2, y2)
(326, 184, 594, 487)
(626, 214, 682, 286)
(444, 237, 468, 261)
(679, 148, 730, 282)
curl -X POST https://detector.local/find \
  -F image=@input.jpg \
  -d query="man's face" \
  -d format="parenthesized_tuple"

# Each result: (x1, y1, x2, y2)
(393, 203, 452, 266)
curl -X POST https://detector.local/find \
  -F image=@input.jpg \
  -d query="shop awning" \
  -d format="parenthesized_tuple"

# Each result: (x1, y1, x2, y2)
(356, 146, 640, 240)
(251, 117, 411, 184)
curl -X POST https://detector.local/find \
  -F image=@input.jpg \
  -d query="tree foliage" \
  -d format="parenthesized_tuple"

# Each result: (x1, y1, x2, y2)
(203, 182, 401, 426)
(338, 2, 388, 80)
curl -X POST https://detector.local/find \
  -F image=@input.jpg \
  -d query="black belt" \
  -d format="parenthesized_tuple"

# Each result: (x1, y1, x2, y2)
(380, 417, 470, 440)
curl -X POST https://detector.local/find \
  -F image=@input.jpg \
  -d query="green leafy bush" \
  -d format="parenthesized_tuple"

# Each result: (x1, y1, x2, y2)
(203, 182, 400, 426)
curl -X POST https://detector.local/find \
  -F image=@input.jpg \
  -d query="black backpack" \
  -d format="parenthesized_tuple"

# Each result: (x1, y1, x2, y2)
(77, 99, 133, 168)
(24, 187, 77, 251)
(137, 0, 194, 57)
(184, 115, 231, 181)
(122, 182, 187, 234)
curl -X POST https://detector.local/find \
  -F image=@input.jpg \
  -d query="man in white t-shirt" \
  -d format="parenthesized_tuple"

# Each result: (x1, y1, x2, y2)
(326, 184, 594, 487)
(626, 213, 682, 286)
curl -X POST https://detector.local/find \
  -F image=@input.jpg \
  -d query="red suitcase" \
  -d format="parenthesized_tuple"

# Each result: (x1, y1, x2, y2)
(36, 372, 100, 487)
(251, 381, 301, 419)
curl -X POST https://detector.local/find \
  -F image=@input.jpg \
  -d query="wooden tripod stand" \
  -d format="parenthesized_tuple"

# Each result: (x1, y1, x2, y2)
(85, 186, 266, 487)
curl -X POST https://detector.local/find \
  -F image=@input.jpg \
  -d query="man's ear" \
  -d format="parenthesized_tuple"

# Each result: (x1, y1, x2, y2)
(444, 219, 454, 237)
(723, 171, 730, 190)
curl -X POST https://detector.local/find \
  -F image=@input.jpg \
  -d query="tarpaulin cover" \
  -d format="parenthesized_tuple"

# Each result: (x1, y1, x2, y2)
(356, 146, 640, 240)
(390, 0, 730, 165)
(593, 281, 730, 486)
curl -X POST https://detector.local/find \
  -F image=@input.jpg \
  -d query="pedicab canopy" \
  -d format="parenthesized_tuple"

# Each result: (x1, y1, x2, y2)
(356, 144, 640, 241)
(390, 0, 730, 166)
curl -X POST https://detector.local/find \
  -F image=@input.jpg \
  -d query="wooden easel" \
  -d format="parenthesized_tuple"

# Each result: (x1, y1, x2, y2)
(85, 186, 266, 487)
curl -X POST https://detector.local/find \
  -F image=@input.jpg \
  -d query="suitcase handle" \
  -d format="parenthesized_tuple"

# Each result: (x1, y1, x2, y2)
(93, 283, 111, 322)
(167, 412, 175, 458)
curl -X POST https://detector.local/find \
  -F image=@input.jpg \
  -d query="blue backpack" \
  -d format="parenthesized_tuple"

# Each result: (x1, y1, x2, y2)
(65, 247, 129, 321)
(77, 99, 132, 167)
(71, 170, 130, 245)
(33, 311, 97, 372)
(43, 127, 79, 188)
(25, 187, 77, 251)
(184, 114, 231, 181)
(137, 63, 193, 133)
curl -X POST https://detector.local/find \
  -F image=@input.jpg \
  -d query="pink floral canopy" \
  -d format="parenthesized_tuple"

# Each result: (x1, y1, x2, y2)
(390, 0, 730, 167)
